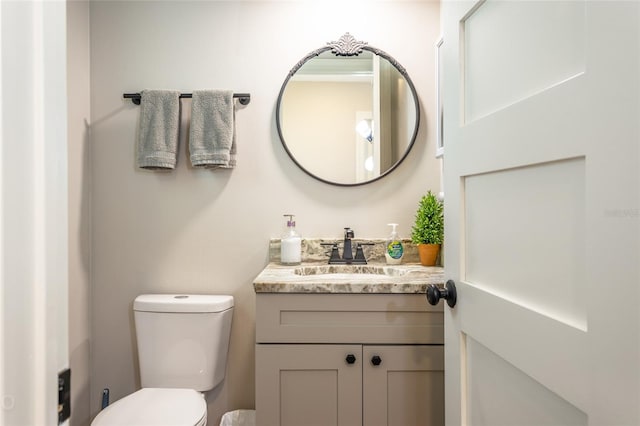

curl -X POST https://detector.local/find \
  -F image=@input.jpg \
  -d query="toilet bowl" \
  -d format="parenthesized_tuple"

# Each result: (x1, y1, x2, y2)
(91, 294, 234, 426)
(91, 388, 206, 426)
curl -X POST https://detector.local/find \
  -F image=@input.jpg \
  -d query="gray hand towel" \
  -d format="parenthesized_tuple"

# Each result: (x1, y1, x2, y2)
(189, 89, 236, 168)
(136, 90, 181, 170)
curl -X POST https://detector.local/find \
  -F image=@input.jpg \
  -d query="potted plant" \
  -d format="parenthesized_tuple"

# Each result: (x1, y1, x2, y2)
(411, 191, 444, 266)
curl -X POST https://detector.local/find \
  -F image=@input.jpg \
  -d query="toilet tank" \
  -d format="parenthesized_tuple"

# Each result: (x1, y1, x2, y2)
(133, 294, 234, 392)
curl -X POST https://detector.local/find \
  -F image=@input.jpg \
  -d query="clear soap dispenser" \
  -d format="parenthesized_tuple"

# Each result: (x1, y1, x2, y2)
(281, 214, 302, 265)
(385, 223, 404, 265)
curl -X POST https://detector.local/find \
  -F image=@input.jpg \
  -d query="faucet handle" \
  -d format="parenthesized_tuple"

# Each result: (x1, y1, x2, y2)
(321, 242, 338, 251)
(321, 243, 341, 262)
(354, 242, 374, 263)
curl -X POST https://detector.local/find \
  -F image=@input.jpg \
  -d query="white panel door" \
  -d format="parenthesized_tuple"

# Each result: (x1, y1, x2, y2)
(441, 1, 639, 425)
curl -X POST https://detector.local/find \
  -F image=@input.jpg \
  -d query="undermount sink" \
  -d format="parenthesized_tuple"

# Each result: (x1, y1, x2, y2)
(294, 265, 409, 277)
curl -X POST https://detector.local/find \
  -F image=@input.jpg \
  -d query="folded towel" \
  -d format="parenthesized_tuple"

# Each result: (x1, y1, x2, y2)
(189, 89, 236, 168)
(136, 90, 181, 170)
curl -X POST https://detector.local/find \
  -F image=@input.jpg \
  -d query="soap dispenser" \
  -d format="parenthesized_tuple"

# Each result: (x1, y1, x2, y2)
(281, 214, 302, 265)
(385, 223, 404, 265)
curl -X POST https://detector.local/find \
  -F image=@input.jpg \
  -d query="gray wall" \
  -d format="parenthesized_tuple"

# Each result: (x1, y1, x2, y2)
(89, 1, 440, 423)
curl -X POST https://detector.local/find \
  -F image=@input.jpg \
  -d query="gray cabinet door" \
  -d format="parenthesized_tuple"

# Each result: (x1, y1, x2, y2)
(256, 344, 362, 426)
(363, 345, 444, 426)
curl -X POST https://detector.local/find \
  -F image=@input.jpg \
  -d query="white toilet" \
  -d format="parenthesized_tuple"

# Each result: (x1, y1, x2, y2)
(92, 294, 234, 426)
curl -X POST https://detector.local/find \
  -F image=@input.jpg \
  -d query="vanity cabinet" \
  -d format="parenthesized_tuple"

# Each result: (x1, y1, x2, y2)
(255, 293, 444, 426)
(256, 344, 362, 425)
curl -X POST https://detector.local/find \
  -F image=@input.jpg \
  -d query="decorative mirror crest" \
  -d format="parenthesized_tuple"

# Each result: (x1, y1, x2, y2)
(277, 33, 420, 187)
(327, 32, 368, 57)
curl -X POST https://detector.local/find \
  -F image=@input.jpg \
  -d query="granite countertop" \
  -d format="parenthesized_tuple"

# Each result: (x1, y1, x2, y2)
(253, 261, 444, 294)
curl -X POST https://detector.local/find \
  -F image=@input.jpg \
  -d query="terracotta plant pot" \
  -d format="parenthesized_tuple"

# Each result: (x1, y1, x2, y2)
(417, 243, 440, 266)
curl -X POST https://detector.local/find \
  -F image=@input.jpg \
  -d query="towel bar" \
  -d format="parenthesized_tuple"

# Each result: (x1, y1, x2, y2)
(123, 92, 251, 106)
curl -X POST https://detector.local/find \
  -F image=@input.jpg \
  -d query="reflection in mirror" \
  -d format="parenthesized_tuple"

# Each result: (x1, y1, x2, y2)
(276, 33, 420, 186)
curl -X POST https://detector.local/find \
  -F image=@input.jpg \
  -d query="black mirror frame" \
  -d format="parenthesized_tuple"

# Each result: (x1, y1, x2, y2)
(276, 33, 421, 187)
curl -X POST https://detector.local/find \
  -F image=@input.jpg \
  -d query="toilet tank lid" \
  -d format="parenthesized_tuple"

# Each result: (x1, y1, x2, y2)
(134, 294, 234, 313)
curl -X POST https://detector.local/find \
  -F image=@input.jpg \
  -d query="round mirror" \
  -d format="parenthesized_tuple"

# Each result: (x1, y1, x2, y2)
(276, 33, 420, 186)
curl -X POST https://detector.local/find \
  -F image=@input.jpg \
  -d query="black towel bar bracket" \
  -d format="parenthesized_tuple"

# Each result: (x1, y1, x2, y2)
(123, 92, 251, 106)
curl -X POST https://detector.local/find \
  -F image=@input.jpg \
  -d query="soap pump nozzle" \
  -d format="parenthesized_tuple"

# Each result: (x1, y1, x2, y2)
(284, 214, 296, 228)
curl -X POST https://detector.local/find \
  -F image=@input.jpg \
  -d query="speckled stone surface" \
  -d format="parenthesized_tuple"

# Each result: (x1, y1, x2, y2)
(257, 238, 443, 293)
(269, 238, 423, 263)
(253, 262, 444, 294)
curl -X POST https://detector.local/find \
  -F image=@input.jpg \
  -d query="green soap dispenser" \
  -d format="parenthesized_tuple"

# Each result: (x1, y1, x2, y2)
(385, 223, 404, 265)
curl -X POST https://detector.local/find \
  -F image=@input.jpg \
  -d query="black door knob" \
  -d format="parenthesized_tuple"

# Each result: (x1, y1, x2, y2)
(426, 280, 457, 308)
(371, 355, 382, 366)
(345, 354, 356, 364)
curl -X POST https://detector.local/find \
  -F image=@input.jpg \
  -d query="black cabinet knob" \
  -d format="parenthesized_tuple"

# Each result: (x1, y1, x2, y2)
(426, 280, 457, 308)
(371, 355, 382, 366)
(345, 354, 356, 364)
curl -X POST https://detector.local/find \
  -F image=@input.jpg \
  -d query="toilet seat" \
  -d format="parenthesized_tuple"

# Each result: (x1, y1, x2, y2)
(91, 388, 207, 426)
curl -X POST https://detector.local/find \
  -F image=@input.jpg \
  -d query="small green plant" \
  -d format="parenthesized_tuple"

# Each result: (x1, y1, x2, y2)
(411, 191, 444, 245)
